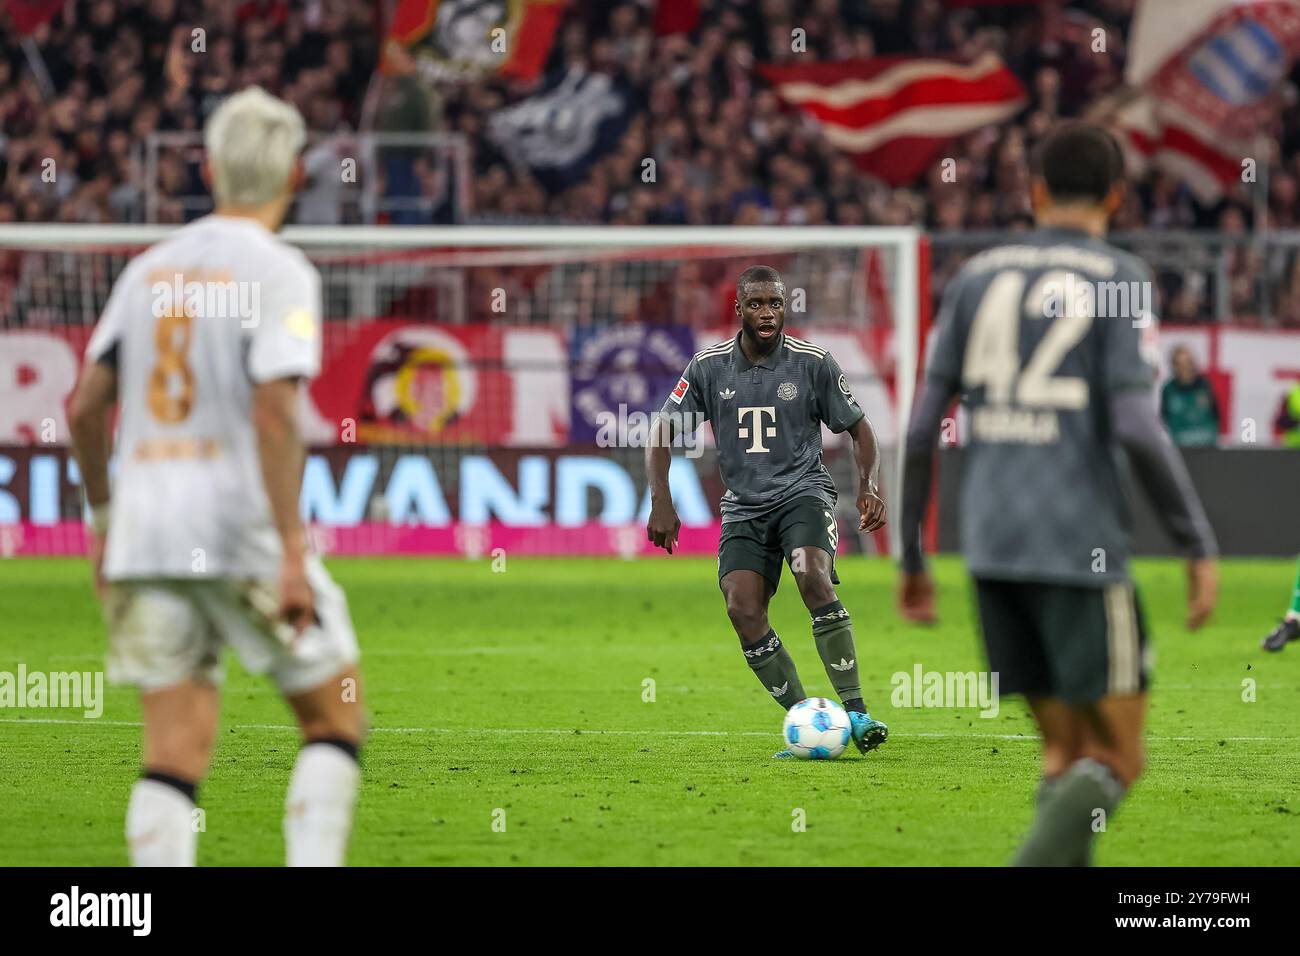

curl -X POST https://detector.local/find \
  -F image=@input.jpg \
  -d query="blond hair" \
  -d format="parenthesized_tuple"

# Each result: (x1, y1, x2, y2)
(204, 87, 306, 206)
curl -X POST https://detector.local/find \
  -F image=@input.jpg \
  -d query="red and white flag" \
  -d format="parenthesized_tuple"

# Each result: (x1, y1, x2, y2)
(1115, 0, 1300, 202)
(758, 52, 1026, 186)
(1112, 94, 1249, 203)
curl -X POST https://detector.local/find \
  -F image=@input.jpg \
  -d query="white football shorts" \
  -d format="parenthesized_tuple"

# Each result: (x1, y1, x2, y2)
(104, 558, 359, 695)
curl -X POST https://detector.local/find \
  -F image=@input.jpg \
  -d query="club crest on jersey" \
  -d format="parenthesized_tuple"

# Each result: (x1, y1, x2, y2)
(838, 373, 857, 404)
(668, 376, 690, 405)
(777, 382, 797, 401)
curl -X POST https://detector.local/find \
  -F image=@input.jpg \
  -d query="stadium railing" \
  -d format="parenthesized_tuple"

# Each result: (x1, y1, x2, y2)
(931, 230, 1300, 325)
(142, 131, 472, 225)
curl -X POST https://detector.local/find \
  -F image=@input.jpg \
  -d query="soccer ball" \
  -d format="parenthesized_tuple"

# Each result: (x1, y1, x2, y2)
(782, 697, 852, 759)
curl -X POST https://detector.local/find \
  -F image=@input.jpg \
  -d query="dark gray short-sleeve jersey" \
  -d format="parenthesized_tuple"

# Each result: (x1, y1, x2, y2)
(660, 331, 865, 523)
(926, 227, 1161, 586)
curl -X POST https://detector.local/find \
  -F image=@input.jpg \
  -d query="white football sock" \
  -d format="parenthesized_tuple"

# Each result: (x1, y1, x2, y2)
(284, 742, 360, 867)
(126, 778, 197, 867)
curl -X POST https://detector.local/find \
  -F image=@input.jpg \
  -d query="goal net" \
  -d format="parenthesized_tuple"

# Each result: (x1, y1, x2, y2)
(0, 226, 925, 560)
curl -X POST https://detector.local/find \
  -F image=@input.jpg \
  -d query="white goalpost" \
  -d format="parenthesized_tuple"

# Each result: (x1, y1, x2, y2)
(0, 225, 925, 559)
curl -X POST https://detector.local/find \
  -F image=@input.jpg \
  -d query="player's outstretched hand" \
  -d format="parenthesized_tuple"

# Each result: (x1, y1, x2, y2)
(857, 489, 887, 533)
(898, 571, 937, 624)
(646, 499, 681, 554)
(1186, 557, 1218, 630)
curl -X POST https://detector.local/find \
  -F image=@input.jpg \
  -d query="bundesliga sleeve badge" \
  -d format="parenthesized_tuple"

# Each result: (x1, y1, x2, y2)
(669, 376, 690, 404)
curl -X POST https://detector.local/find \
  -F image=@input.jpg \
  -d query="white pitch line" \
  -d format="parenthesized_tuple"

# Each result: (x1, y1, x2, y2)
(0, 718, 1294, 743)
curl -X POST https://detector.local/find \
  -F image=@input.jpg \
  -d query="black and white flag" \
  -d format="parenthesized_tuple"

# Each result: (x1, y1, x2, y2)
(488, 67, 636, 193)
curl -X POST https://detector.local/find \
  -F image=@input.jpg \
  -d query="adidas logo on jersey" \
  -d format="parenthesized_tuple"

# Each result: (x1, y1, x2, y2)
(719, 387, 735, 399)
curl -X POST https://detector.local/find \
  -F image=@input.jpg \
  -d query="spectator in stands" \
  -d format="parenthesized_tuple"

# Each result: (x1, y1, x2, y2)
(374, 42, 437, 225)
(1161, 346, 1221, 448)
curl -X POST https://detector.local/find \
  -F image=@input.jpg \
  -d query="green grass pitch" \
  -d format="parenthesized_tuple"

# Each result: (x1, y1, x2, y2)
(1, 555, 1297, 866)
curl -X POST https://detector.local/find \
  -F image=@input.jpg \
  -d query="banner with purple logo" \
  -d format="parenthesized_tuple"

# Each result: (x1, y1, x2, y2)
(568, 324, 697, 444)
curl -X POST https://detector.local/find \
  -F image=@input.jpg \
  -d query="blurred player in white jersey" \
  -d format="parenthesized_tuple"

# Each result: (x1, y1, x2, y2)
(68, 87, 364, 867)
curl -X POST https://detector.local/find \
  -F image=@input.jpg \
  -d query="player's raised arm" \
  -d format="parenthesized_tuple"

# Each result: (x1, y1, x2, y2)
(1103, 272, 1219, 629)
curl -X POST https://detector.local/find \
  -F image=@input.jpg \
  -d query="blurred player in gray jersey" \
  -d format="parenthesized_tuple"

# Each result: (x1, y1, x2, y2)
(899, 123, 1218, 865)
(645, 266, 889, 758)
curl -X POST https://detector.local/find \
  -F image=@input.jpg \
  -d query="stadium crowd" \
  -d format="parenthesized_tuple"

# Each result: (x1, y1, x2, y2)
(2, 0, 1300, 324)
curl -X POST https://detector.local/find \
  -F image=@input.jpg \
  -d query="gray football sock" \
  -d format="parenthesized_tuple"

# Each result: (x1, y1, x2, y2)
(743, 629, 805, 710)
(810, 601, 861, 701)
(1012, 758, 1126, 867)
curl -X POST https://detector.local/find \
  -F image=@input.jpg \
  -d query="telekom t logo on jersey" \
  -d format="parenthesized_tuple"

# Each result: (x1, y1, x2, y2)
(737, 406, 777, 453)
